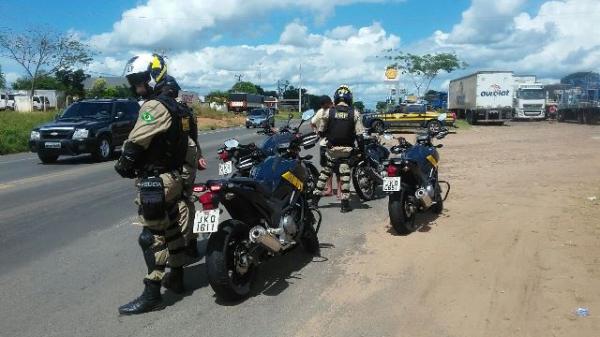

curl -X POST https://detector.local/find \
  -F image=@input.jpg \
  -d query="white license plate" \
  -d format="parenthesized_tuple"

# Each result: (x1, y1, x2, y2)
(44, 142, 61, 149)
(383, 177, 401, 192)
(218, 161, 233, 176)
(193, 209, 220, 233)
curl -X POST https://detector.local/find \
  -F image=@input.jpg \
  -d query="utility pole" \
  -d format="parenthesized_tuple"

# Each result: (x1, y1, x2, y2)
(258, 62, 262, 87)
(298, 63, 302, 113)
(234, 74, 244, 83)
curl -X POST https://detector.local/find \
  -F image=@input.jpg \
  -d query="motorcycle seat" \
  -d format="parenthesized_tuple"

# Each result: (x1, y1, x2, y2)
(228, 177, 273, 198)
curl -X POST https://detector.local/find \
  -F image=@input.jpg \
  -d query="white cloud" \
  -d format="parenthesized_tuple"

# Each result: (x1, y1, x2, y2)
(88, 22, 400, 106)
(89, 0, 396, 52)
(418, 0, 600, 88)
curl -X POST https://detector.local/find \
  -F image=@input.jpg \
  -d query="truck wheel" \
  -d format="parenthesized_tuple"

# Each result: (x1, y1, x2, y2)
(427, 120, 442, 133)
(92, 136, 112, 162)
(372, 120, 385, 134)
(38, 153, 59, 164)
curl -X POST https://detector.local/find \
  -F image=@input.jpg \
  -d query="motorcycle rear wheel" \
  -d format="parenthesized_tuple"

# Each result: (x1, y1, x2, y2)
(300, 209, 320, 255)
(389, 191, 417, 235)
(206, 220, 256, 301)
(353, 164, 376, 201)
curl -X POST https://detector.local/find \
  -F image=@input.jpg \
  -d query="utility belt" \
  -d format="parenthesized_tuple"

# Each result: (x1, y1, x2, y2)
(137, 168, 182, 221)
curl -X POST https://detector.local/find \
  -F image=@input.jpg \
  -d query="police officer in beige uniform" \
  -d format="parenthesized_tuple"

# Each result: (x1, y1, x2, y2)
(115, 54, 191, 315)
(312, 85, 364, 213)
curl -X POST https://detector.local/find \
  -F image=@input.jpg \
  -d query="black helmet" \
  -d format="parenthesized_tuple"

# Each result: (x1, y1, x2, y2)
(334, 85, 353, 105)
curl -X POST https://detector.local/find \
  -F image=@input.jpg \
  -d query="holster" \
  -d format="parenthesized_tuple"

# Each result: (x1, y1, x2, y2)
(139, 176, 166, 221)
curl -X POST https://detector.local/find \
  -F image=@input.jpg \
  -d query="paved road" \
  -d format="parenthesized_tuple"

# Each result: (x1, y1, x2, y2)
(0, 122, 388, 337)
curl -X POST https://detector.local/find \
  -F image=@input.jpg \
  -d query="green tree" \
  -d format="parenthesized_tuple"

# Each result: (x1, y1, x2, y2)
(230, 81, 261, 94)
(88, 78, 107, 98)
(282, 86, 307, 99)
(384, 52, 466, 97)
(263, 90, 278, 97)
(307, 94, 322, 111)
(376, 101, 388, 111)
(55, 69, 89, 98)
(353, 101, 365, 112)
(12, 73, 63, 90)
(206, 90, 229, 103)
(86, 78, 132, 98)
(0, 65, 5, 89)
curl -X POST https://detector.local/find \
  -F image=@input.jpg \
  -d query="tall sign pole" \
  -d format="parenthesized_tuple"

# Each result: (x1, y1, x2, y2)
(384, 66, 400, 106)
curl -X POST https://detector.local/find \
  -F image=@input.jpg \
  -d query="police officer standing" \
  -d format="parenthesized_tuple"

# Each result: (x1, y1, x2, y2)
(312, 85, 364, 213)
(115, 54, 190, 315)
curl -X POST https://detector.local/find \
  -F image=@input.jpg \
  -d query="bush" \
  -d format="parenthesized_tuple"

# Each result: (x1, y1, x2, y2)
(0, 110, 57, 155)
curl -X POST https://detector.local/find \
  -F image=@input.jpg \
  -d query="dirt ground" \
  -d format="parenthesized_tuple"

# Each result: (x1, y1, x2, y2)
(197, 116, 245, 130)
(298, 121, 600, 337)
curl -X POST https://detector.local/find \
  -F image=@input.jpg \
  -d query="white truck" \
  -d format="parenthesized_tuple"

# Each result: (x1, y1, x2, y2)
(448, 71, 514, 125)
(513, 75, 546, 120)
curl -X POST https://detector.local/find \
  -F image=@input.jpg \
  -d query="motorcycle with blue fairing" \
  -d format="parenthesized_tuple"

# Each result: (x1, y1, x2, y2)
(382, 114, 451, 235)
(193, 110, 321, 301)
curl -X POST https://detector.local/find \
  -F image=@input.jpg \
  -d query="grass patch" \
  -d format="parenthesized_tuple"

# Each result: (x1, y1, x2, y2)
(275, 110, 301, 121)
(0, 110, 58, 155)
(453, 119, 472, 130)
(191, 104, 245, 130)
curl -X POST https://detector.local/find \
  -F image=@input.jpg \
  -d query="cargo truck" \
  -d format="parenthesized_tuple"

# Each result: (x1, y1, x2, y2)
(228, 93, 264, 113)
(556, 86, 600, 125)
(448, 71, 514, 125)
(512, 75, 546, 120)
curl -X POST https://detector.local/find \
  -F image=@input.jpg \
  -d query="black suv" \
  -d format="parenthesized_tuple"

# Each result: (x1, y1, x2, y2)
(29, 99, 140, 163)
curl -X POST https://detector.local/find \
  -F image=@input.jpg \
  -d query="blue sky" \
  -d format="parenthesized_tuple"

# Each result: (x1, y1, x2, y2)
(1, 0, 599, 107)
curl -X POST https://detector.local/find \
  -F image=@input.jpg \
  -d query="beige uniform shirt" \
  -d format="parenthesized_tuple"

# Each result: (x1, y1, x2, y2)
(311, 108, 329, 146)
(126, 100, 172, 149)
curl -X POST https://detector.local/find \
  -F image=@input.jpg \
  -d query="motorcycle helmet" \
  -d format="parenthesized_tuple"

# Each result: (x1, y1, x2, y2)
(334, 85, 353, 105)
(123, 53, 168, 97)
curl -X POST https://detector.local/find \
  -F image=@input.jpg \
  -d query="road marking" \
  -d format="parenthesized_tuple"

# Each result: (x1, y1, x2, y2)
(0, 163, 112, 191)
(0, 157, 37, 165)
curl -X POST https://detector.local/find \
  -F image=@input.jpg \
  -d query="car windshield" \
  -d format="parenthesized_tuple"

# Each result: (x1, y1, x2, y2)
(60, 102, 113, 120)
(519, 89, 545, 100)
(249, 109, 266, 116)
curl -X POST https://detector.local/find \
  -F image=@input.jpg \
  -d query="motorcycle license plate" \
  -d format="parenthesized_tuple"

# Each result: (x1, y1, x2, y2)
(44, 142, 61, 149)
(382, 177, 401, 192)
(193, 209, 220, 233)
(218, 161, 233, 176)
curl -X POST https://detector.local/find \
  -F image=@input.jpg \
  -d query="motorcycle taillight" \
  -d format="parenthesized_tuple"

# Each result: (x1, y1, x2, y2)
(218, 151, 229, 161)
(387, 165, 398, 177)
(198, 192, 215, 210)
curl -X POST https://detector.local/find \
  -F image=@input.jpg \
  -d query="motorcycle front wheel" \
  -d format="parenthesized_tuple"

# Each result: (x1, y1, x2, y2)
(304, 162, 320, 198)
(352, 164, 376, 201)
(389, 190, 417, 235)
(206, 219, 256, 301)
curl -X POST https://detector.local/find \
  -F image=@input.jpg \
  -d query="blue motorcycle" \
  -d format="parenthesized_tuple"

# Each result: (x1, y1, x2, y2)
(193, 110, 321, 301)
(383, 114, 451, 234)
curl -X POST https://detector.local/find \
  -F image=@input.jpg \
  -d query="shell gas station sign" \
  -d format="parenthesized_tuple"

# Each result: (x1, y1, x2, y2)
(384, 67, 399, 82)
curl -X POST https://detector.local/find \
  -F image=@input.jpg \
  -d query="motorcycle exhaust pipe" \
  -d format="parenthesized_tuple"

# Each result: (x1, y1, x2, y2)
(415, 187, 434, 208)
(249, 226, 282, 253)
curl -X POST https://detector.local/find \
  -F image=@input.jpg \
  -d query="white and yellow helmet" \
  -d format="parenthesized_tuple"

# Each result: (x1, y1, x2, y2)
(123, 53, 168, 90)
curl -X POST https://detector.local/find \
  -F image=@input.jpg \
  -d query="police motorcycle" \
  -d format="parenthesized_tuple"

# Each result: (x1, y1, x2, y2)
(382, 114, 451, 235)
(193, 110, 322, 301)
(216, 113, 321, 196)
(351, 129, 391, 201)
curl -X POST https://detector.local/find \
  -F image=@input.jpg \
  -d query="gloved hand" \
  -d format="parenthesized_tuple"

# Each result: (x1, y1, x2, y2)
(115, 155, 136, 178)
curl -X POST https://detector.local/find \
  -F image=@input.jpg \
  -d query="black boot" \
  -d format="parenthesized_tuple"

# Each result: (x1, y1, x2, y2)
(118, 279, 163, 315)
(162, 267, 185, 294)
(341, 200, 352, 213)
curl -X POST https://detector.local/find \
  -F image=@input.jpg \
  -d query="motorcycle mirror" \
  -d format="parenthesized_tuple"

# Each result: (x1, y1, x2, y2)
(383, 133, 393, 140)
(302, 109, 316, 121)
(224, 138, 239, 149)
(437, 113, 447, 122)
(436, 144, 444, 149)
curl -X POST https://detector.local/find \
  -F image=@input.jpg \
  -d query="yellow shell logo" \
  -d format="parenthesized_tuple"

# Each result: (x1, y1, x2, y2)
(385, 67, 398, 80)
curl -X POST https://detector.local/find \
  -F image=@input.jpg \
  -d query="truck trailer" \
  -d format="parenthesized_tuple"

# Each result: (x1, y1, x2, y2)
(448, 71, 514, 125)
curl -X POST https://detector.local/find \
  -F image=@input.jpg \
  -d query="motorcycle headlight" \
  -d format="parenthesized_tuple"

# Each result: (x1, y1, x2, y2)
(30, 130, 40, 141)
(72, 128, 89, 139)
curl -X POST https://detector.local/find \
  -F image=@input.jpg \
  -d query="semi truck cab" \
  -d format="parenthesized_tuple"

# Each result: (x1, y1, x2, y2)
(514, 84, 546, 120)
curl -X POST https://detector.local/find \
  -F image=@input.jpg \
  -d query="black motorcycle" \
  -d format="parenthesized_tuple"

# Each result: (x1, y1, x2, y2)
(216, 114, 320, 196)
(351, 131, 391, 201)
(193, 110, 321, 301)
(383, 115, 451, 234)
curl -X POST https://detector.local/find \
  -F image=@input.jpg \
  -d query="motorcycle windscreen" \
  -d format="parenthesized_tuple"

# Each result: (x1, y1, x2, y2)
(260, 133, 295, 157)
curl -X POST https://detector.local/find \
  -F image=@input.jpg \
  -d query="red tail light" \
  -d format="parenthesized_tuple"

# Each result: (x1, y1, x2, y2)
(387, 165, 398, 177)
(209, 183, 222, 192)
(193, 184, 207, 193)
(198, 192, 215, 210)
(218, 151, 229, 161)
